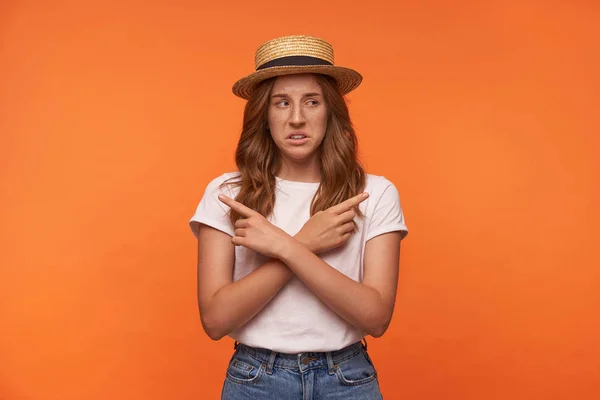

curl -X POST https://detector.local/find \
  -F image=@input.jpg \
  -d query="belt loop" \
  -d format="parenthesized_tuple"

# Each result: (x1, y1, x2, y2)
(361, 337, 368, 351)
(326, 351, 336, 375)
(266, 350, 277, 375)
(234, 340, 240, 350)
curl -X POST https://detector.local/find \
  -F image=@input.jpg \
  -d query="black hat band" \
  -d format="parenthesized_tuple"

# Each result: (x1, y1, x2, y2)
(257, 55, 333, 71)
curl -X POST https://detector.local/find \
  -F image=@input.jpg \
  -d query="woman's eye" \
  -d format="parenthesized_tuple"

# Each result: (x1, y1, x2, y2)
(276, 100, 289, 106)
(306, 100, 319, 106)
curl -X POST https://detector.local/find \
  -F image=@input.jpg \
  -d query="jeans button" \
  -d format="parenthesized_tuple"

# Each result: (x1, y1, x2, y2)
(301, 356, 311, 365)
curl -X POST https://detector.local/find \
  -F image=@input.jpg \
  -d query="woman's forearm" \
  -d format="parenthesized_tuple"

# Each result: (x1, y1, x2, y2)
(201, 235, 318, 340)
(202, 258, 293, 340)
(278, 240, 390, 337)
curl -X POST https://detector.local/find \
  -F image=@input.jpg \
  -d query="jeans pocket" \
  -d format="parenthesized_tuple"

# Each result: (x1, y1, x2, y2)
(226, 350, 265, 385)
(335, 349, 378, 386)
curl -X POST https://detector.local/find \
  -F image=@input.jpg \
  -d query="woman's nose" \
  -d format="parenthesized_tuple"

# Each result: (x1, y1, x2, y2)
(290, 105, 306, 125)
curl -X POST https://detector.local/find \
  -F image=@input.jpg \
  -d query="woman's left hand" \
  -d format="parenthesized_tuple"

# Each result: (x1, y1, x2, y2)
(218, 195, 292, 259)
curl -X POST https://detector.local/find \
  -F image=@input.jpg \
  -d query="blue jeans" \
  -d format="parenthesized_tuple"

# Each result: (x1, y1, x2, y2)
(221, 340, 383, 399)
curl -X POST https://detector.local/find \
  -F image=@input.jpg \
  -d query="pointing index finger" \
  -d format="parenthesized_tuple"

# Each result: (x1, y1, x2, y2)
(218, 194, 258, 218)
(331, 192, 369, 214)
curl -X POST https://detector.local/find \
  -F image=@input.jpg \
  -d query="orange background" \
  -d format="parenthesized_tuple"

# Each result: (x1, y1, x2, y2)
(1, 1, 599, 399)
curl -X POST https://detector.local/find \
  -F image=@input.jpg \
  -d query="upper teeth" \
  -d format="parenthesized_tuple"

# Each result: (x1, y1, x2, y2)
(291, 135, 306, 139)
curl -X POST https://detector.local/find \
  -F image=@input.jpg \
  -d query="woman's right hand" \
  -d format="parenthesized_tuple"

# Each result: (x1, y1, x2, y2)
(294, 192, 369, 254)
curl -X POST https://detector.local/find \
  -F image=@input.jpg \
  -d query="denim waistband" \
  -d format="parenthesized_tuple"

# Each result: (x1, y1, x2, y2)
(234, 339, 368, 375)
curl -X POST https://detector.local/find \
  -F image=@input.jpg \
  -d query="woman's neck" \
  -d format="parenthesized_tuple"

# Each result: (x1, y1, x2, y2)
(276, 159, 321, 183)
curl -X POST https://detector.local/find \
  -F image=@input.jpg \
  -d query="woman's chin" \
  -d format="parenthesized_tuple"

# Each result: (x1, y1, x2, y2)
(281, 148, 318, 162)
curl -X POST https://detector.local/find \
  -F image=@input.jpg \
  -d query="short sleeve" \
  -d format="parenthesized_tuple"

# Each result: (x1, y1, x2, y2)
(189, 174, 237, 238)
(366, 180, 408, 241)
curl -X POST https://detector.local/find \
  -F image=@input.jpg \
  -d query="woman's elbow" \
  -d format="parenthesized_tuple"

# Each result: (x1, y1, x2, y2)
(367, 315, 392, 338)
(204, 327, 226, 341)
(200, 312, 228, 341)
(369, 326, 387, 338)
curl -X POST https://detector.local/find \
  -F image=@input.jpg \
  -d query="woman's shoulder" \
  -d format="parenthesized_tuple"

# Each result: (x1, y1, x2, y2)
(365, 173, 396, 190)
(364, 173, 402, 201)
(202, 171, 242, 195)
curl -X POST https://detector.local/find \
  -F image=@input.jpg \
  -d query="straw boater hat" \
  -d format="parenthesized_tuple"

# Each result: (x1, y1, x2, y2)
(232, 35, 363, 99)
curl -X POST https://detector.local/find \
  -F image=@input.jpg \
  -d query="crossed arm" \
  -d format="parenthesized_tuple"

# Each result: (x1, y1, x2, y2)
(197, 193, 403, 341)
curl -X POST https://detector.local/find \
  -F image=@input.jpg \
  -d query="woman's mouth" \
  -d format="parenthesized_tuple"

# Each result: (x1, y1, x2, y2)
(286, 132, 310, 145)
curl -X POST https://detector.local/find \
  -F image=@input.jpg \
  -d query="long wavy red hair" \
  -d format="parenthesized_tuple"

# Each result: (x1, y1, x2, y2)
(222, 74, 366, 225)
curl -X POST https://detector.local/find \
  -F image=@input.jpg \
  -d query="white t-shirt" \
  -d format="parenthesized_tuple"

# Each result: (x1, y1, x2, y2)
(189, 172, 408, 353)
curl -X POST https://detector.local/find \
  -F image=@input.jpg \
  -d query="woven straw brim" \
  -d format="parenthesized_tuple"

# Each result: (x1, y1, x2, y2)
(232, 65, 363, 99)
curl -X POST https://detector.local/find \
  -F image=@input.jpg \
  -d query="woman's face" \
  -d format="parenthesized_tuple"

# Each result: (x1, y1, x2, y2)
(267, 74, 328, 166)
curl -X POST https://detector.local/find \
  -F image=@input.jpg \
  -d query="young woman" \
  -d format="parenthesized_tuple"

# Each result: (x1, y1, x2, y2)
(189, 35, 408, 399)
